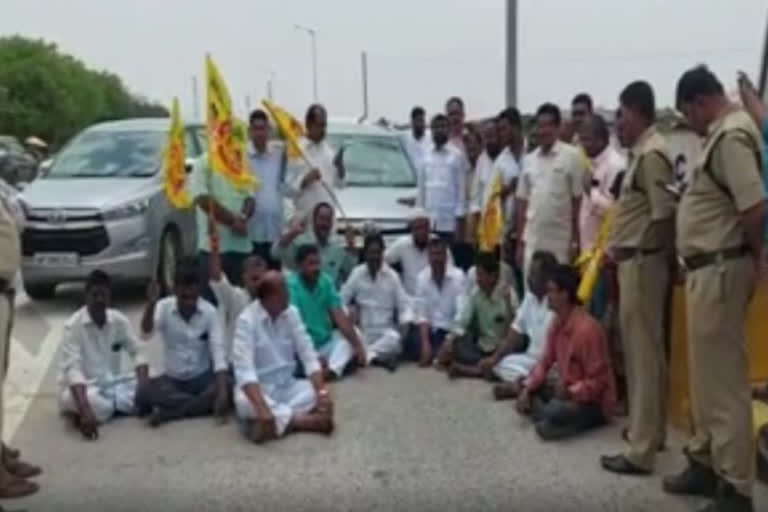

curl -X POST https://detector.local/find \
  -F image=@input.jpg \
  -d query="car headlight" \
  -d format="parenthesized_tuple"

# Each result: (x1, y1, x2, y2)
(101, 199, 150, 221)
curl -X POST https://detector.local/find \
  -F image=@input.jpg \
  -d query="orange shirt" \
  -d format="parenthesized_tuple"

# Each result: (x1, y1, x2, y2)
(525, 307, 617, 417)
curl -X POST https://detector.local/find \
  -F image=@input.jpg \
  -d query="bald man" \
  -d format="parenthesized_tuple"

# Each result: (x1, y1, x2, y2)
(231, 271, 334, 443)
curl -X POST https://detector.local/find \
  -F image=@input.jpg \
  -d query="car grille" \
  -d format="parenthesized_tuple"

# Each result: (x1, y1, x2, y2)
(22, 226, 110, 256)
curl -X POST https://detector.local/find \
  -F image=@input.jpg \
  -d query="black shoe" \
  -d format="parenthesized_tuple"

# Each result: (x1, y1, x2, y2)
(600, 454, 651, 476)
(371, 355, 398, 373)
(663, 458, 718, 497)
(534, 420, 579, 441)
(697, 480, 754, 512)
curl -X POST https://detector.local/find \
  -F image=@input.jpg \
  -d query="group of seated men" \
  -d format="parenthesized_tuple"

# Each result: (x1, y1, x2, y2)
(57, 202, 616, 444)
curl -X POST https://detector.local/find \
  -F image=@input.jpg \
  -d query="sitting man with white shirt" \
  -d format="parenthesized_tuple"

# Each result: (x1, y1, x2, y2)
(384, 208, 435, 298)
(403, 238, 466, 367)
(232, 271, 333, 443)
(137, 259, 230, 427)
(59, 270, 149, 440)
(341, 232, 411, 373)
(485, 251, 558, 400)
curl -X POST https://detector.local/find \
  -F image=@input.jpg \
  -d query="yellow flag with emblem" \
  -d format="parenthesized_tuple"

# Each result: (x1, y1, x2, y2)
(262, 99, 306, 161)
(162, 97, 192, 209)
(477, 171, 504, 252)
(205, 54, 257, 190)
(576, 208, 615, 303)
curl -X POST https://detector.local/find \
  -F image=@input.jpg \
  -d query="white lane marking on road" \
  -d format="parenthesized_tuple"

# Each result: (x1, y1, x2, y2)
(4, 302, 66, 441)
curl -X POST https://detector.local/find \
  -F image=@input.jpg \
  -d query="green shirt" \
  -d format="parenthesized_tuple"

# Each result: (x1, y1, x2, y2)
(191, 154, 252, 254)
(456, 282, 512, 354)
(273, 230, 357, 287)
(287, 271, 341, 349)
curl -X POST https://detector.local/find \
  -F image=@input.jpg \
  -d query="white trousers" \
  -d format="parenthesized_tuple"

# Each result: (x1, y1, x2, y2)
(360, 327, 402, 363)
(493, 353, 538, 383)
(315, 330, 354, 377)
(59, 377, 137, 423)
(234, 379, 317, 436)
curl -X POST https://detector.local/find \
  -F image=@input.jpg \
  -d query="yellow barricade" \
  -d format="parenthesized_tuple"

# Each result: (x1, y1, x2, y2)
(668, 282, 768, 431)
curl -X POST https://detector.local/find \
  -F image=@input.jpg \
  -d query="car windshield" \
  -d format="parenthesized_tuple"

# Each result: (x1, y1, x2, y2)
(326, 133, 415, 187)
(46, 129, 165, 178)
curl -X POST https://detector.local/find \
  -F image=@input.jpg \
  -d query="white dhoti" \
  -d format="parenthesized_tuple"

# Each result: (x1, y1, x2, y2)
(359, 326, 402, 363)
(493, 353, 538, 383)
(234, 378, 317, 436)
(59, 376, 137, 423)
(315, 330, 354, 377)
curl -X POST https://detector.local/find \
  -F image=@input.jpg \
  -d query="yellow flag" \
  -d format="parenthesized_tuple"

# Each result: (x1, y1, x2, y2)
(477, 171, 504, 252)
(163, 98, 192, 209)
(262, 99, 306, 161)
(577, 209, 615, 303)
(205, 54, 256, 190)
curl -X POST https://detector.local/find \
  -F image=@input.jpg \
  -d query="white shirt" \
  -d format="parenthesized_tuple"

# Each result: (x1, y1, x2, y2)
(58, 307, 147, 389)
(578, 145, 625, 251)
(470, 149, 520, 233)
(291, 138, 342, 218)
(248, 141, 286, 243)
(383, 235, 429, 296)
(414, 265, 466, 330)
(209, 276, 252, 361)
(340, 263, 412, 332)
(417, 144, 467, 233)
(145, 297, 227, 380)
(510, 291, 554, 368)
(231, 302, 321, 388)
(516, 140, 586, 247)
(406, 130, 432, 172)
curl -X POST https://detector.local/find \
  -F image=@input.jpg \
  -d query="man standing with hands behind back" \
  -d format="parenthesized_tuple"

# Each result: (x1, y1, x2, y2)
(664, 65, 767, 512)
(600, 81, 676, 477)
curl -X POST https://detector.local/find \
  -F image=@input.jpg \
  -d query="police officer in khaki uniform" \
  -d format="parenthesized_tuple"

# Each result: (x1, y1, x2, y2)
(664, 66, 767, 512)
(0, 198, 41, 498)
(600, 81, 676, 477)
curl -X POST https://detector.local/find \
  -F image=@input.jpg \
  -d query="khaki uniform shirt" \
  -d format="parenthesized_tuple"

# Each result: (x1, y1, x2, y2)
(0, 202, 20, 283)
(677, 107, 766, 257)
(610, 126, 676, 251)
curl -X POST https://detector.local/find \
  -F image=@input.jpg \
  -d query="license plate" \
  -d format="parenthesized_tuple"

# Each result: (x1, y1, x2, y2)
(33, 252, 79, 266)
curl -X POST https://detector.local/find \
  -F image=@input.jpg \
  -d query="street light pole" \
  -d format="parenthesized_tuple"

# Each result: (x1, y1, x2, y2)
(505, 0, 517, 107)
(295, 24, 318, 102)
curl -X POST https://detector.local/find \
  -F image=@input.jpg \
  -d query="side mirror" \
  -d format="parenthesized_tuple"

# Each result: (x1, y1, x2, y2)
(185, 158, 196, 174)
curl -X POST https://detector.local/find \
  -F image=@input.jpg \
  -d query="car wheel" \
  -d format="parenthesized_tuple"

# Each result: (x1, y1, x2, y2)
(158, 228, 181, 296)
(24, 282, 56, 300)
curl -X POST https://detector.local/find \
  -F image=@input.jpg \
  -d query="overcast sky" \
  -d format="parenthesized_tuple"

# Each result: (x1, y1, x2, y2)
(1, 0, 767, 122)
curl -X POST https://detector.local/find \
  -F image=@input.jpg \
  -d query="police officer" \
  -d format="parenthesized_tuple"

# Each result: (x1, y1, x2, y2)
(600, 81, 676, 477)
(0, 198, 40, 498)
(664, 65, 767, 512)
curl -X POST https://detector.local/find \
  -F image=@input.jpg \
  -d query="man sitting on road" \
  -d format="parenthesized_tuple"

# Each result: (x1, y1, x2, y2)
(384, 208, 440, 297)
(137, 259, 230, 427)
(403, 238, 466, 366)
(340, 232, 412, 373)
(515, 265, 616, 441)
(232, 271, 334, 443)
(439, 252, 513, 378)
(272, 202, 357, 289)
(58, 270, 150, 440)
(488, 251, 557, 400)
(287, 244, 367, 380)
(207, 223, 267, 360)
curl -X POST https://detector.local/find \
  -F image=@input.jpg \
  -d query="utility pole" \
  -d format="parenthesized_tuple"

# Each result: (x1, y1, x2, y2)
(266, 71, 275, 101)
(245, 95, 251, 115)
(191, 75, 200, 121)
(295, 24, 318, 101)
(359, 51, 369, 122)
(505, 0, 517, 107)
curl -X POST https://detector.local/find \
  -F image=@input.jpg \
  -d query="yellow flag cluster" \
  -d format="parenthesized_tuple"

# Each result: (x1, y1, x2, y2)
(576, 209, 615, 304)
(262, 99, 306, 161)
(477, 171, 504, 252)
(205, 54, 257, 190)
(162, 97, 192, 209)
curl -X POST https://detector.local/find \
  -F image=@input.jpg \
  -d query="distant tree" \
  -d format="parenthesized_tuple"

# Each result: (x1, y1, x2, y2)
(0, 36, 168, 148)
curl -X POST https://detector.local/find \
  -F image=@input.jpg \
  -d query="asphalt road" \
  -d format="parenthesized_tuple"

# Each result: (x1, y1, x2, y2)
(4, 285, 766, 512)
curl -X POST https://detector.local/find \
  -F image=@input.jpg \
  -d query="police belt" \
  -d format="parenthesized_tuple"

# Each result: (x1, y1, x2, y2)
(612, 247, 664, 263)
(682, 246, 750, 272)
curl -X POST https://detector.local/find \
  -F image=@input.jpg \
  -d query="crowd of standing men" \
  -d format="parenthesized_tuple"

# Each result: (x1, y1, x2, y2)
(0, 63, 764, 512)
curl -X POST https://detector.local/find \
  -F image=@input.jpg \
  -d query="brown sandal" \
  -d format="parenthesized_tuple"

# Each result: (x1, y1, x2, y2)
(6, 459, 42, 479)
(0, 477, 39, 499)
